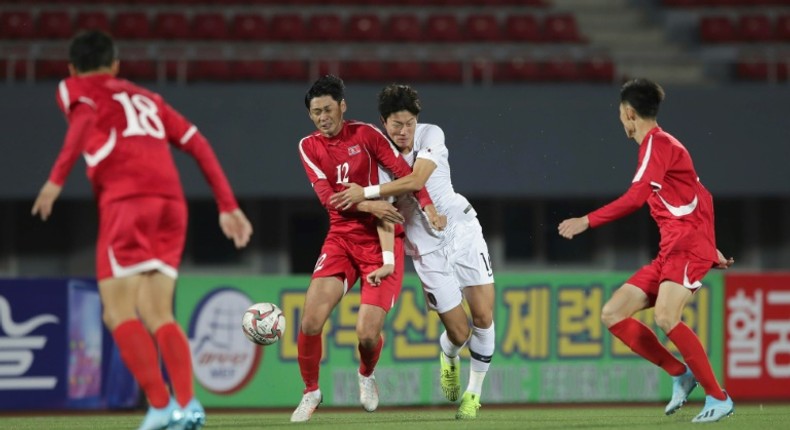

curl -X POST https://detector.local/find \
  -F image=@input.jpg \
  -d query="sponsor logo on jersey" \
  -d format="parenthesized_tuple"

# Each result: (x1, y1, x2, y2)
(188, 288, 262, 394)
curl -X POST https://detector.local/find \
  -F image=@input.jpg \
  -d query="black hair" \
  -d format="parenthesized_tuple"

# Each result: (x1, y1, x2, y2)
(304, 75, 345, 109)
(69, 30, 117, 73)
(377, 84, 422, 120)
(620, 78, 665, 119)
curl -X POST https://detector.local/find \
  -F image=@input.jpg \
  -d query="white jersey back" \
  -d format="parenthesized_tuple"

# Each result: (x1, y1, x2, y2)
(396, 123, 476, 256)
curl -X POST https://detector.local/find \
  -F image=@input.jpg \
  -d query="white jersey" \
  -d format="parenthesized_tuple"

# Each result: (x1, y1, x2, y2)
(394, 123, 476, 256)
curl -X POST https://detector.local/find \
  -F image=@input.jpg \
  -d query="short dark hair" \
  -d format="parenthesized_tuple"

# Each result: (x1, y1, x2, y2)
(377, 84, 422, 120)
(620, 78, 665, 119)
(69, 30, 117, 73)
(304, 75, 345, 109)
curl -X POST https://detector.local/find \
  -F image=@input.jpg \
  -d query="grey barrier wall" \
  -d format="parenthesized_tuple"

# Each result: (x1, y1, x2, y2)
(2, 83, 789, 200)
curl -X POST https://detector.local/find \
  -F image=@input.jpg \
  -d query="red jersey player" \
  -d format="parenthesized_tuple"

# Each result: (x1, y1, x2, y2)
(291, 75, 441, 423)
(558, 78, 734, 423)
(31, 31, 252, 430)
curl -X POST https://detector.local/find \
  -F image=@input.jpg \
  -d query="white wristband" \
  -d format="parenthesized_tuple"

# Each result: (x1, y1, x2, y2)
(364, 185, 381, 199)
(382, 251, 395, 265)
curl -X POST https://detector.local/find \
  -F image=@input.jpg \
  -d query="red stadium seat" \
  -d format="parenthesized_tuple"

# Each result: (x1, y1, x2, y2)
(495, 57, 541, 81)
(231, 60, 268, 80)
(0, 58, 28, 81)
(777, 15, 790, 41)
(189, 60, 232, 81)
(231, 14, 268, 40)
(0, 11, 35, 39)
(425, 15, 463, 42)
(738, 15, 773, 42)
(269, 14, 306, 41)
(579, 56, 615, 82)
(120, 60, 157, 81)
(543, 57, 581, 81)
(114, 12, 151, 40)
(341, 60, 385, 81)
(154, 12, 190, 39)
(346, 14, 382, 42)
(699, 16, 737, 43)
(35, 60, 69, 80)
(269, 60, 308, 80)
(504, 15, 542, 42)
(735, 55, 769, 81)
(75, 11, 111, 33)
(386, 14, 422, 42)
(543, 14, 581, 42)
(192, 13, 228, 40)
(37, 11, 73, 39)
(465, 14, 502, 42)
(308, 14, 344, 41)
(385, 61, 424, 81)
(425, 61, 463, 82)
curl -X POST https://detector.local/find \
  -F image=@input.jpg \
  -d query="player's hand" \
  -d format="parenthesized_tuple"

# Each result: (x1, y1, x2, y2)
(31, 180, 62, 221)
(330, 183, 365, 210)
(357, 200, 405, 224)
(714, 249, 735, 269)
(219, 208, 253, 249)
(558, 216, 590, 239)
(424, 204, 446, 231)
(366, 264, 394, 286)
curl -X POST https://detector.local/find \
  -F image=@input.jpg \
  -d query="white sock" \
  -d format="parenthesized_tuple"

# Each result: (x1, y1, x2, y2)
(467, 323, 495, 396)
(440, 330, 465, 358)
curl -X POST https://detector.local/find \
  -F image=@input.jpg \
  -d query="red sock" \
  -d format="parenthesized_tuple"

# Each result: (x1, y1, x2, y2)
(297, 331, 322, 393)
(667, 322, 727, 400)
(358, 335, 383, 377)
(609, 318, 686, 376)
(112, 319, 170, 408)
(155, 322, 193, 407)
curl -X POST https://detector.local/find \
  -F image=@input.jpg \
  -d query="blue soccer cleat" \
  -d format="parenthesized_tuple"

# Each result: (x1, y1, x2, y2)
(180, 398, 206, 430)
(665, 365, 698, 415)
(138, 398, 184, 430)
(692, 392, 734, 423)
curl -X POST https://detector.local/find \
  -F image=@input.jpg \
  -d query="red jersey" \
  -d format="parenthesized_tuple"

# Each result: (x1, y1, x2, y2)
(52, 74, 237, 212)
(299, 120, 432, 241)
(587, 127, 718, 263)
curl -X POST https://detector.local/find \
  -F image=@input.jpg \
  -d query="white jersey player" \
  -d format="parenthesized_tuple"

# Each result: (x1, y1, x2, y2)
(330, 84, 495, 420)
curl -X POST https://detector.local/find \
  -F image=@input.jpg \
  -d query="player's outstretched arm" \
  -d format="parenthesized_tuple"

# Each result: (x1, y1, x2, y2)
(31, 180, 63, 222)
(219, 208, 253, 249)
(367, 220, 395, 286)
(714, 249, 735, 269)
(357, 200, 405, 224)
(558, 216, 590, 240)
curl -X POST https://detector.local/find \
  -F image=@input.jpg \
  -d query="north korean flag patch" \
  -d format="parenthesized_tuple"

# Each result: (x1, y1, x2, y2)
(348, 145, 361, 156)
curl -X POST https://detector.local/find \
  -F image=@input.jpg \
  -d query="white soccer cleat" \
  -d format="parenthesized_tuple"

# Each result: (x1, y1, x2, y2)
(692, 392, 734, 423)
(358, 372, 379, 412)
(290, 389, 322, 423)
(665, 366, 698, 415)
(138, 398, 184, 430)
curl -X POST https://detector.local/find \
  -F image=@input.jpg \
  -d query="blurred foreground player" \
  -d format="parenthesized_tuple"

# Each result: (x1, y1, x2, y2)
(558, 78, 734, 423)
(32, 31, 252, 430)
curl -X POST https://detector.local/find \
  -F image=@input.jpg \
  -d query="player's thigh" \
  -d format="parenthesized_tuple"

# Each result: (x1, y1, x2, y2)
(436, 303, 470, 345)
(601, 283, 652, 327)
(355, 237, 405, 313)
(654, 255, 710, 329)
(152, 198, 187, 276)
(98, 275, 143, 329)
(357, 303, 387, 344)
(414, 248, 463, 314)
(302, 276, 346, 334)
(137, 272, 177, 332)
(462, 283, 495, 329)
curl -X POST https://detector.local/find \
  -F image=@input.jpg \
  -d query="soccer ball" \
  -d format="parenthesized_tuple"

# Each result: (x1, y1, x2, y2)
(241, 302, 286, 346)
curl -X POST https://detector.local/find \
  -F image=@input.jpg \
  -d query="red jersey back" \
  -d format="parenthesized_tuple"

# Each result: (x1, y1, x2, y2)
(299, 120, 425, 241)
(588, 127, 718, 263)
(54, 74, 199, 207)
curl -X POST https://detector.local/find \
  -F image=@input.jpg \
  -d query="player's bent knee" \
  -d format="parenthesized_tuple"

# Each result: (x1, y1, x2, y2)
(653, 312, 679, 334)
(601, 306, 625, 328)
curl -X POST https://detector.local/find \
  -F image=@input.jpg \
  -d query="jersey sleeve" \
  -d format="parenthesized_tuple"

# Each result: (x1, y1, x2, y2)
(587, 136, 671, 228)
(415, 124, 447, 166)
(48, 103, 95, 186)
(366, 126, 433, 208)
(161, 102, 239, 213)
(298, 136, 336, 210)
(56, 79, 97, 116)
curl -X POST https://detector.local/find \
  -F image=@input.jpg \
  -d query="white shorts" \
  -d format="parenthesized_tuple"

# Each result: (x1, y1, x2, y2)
(412, 218, 495, 314)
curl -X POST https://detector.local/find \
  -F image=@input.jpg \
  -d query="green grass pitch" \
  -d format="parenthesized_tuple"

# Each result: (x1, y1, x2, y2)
(0, 403, 788, 430)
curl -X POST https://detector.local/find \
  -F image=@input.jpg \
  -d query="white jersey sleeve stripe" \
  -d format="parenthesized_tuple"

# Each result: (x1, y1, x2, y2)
(58, 80, 70, 113)
(77, 97, 97, 110)
(179, 125, 198, 145)
(632, 135, 653, 183)
(299, 137, 327, 180)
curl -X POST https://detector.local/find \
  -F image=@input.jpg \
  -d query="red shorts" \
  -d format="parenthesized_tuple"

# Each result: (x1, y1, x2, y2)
(312, 234, 404, 312)
(96, 197, 187, 281)
(626, 252, 713, 306)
